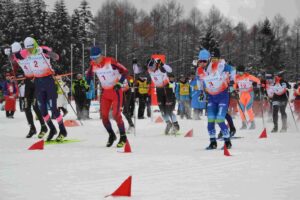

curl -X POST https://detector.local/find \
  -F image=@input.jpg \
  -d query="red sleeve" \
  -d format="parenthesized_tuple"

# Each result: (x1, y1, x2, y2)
(110, 58, 128, 83)
(110, 58, 128, 76)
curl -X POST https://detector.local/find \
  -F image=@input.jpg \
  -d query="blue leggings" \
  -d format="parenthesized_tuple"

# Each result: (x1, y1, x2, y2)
(207, 91, 230, 139)
(35, 76, 60, 118)
(35, 76, 65, 131)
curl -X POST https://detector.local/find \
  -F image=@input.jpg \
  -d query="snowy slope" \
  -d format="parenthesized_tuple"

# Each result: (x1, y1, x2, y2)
(1, 102, 300, 200)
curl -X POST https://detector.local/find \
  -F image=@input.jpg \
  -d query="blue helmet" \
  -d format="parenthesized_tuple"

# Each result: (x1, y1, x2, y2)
(198, 49, 210, 61)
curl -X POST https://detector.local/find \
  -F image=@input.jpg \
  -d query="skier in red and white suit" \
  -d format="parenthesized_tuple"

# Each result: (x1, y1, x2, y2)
(87, 46, 128, 147)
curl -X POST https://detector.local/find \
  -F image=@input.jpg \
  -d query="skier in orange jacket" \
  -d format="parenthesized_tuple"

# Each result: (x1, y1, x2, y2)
(234, 65, 261, 129)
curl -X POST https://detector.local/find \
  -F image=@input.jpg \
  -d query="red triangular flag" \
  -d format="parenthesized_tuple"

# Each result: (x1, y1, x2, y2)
(105, 176, 132, 198)
(184, 129, 193, 137)
(259, 128, 267, 139)
(223, 144, 231, 156)
(124, 140, 132, 153)
(28, 140, 44, 150)
(155, 116, 164, 123)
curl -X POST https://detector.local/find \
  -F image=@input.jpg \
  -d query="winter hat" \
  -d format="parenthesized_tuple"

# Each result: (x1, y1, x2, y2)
(90, 46, 102, 59)
(236, 65, 245, 72)
(24, 37, 35, 49)
(11, 42, 22, 53)
(210, 48, 221, 58)
(198, 49, 210, 61)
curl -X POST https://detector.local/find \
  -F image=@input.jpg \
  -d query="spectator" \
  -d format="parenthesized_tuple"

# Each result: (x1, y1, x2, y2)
(56, 76, 69, 117)
(18, 80, 25, 112)
(72, 74, 89, 120)
(3, 73, 18, 118)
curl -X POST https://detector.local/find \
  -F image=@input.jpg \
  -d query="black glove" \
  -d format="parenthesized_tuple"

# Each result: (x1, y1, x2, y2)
(113, 82, 122, 91)
(155, 59, 164, 67)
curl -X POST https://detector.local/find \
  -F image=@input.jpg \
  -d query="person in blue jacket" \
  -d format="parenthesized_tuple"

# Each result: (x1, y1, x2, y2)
(197, 48, 235, 150)
(190, 72, 206, 120)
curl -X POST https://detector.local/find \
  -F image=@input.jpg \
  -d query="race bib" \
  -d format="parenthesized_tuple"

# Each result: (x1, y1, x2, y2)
(95, 65, 120, 88)
(237, 79, 252, 91)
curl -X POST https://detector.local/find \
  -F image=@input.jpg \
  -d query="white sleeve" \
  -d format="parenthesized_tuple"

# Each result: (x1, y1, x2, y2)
(162, 64, 172, 73)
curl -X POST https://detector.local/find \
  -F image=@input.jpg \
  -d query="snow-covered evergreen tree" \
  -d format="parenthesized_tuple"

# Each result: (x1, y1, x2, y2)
(32, 0, 49, 44)
(15, 0, 35, 40)
(48, 0, 71, 73)
(258, 18, 281, 72)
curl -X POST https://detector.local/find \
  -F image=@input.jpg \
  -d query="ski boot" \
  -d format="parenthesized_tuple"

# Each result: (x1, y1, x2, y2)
(106, 133, 117, 147)
(171, 121, 180, 135)
(117, 135, 127, 148)
(56, 129, 67, 142)
(206, 138, 217, 150)
(240, 121, 247, 130)
(164, 121, 173, 135)
(38, 125, 48, 139)
(46, 128, 57, 141)
(224, 138, 232, 149)
(280, 127, 287, 133)
(271, 126, 278, 133)
(26, 126, 37, 138)
(280, 118, 287, 133)
(229, 127, 236, 137)
(249, 121, 256, 130)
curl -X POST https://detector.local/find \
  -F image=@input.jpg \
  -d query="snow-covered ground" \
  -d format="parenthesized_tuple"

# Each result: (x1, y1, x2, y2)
(1, 101, 300, 200)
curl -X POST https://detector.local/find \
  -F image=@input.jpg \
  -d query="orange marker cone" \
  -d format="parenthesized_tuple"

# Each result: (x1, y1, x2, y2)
(259, 128, 267, 139)
(124, 140, 132, 153)
(105, 176, 132, 198)
(28, 140, 44, 150)
(184, 129, 193, 137)
(155, 116, 164, 123)
(64, 120, 80, 127)
(223, 144, 231, 156)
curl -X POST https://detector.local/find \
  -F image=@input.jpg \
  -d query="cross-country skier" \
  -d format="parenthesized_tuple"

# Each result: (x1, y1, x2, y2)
(87, 46, 128, 147)
(146, 58, 180, 135)
(197, 48, 234, 149)
(234, 65, 261, 130)
(8, 42, 48, 138)
(14, 37, 67, 141)
(267, 73, 291, 132)
(122, 75, 135, 133)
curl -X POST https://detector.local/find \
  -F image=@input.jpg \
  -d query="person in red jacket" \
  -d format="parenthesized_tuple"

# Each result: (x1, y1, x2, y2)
(87, 46, 128, 148)
(3, 73, 18, 118)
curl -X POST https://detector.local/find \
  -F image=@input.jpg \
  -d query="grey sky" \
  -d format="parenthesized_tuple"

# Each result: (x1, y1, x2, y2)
(44, 0, 300, 27)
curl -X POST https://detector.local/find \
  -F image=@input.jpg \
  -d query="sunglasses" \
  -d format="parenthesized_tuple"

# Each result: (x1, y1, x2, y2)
(198, 60, 208, 64)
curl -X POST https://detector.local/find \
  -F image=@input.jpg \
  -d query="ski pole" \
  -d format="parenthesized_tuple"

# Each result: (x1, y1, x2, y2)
(285, 93, 299, 132)
(133, 73, 137, 136)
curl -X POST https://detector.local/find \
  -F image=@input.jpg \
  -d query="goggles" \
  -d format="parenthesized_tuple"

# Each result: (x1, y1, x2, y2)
(90, 54, 101, 60)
